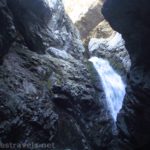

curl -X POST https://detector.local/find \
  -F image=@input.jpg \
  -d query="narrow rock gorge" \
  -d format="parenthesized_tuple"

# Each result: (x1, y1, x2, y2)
(0, 0, 150, 150)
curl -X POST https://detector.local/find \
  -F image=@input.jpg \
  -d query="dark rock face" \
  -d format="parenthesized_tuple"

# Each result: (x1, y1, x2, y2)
(0, 44, 93, 149)
(102, 0, 150, 149)
(7, 0, 84, 59)
(88, 33, 130, 81)
(0, 0, 16, 59)
(0, 0, 114, 149)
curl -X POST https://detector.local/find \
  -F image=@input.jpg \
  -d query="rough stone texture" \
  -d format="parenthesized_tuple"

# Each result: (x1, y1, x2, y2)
(75, 0, 104, 40)
(84, 20, 114, 49)
(82, 18, 130, 82)
(0, 0, 114, 149)
(88, 33, 131, 81)
(89, 20, 113, 39)
(0, 43, 93, 149)
(7, 0, 84, 59)
(0, 0, 16, 59)
(102, 0, 150, 149)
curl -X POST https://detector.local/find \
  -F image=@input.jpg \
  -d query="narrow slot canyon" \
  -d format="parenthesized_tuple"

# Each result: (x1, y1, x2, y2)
(0, 0, 150, 150)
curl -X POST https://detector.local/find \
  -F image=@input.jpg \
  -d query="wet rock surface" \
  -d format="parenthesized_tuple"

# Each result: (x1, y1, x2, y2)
(80, 11, 130, 81)
(102, 0, 150, 149)
(88, 32, 131, 81)
(0, 0, 114, 149)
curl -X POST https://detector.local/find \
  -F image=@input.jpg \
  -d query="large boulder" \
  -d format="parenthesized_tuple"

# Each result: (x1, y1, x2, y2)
(102, 0, 150, 149)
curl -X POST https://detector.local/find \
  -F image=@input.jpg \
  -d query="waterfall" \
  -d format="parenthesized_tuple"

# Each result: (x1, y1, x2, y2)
(89, 57, 126, 121)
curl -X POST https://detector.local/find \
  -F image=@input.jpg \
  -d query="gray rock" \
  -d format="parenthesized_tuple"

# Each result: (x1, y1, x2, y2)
(88, 32, 131, 82)
(46, 47, 71, 60)
(0, 0, 16, 59)
(7, 0, 85, 59)
(0, 0, 113, 149)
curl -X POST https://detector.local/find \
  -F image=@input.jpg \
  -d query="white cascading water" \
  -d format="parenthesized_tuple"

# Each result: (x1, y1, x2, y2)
(89, 57, 126, 121)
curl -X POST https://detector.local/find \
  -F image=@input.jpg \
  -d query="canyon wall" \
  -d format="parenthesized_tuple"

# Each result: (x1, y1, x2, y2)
(0, 0, 113, 149)
(102, 0, 150, 149)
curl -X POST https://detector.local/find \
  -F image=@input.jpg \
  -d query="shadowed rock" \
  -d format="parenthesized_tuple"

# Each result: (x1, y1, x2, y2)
(0, 0, 16, 59)
(102, 0, 150, 149)
(0, 0, 114, 149)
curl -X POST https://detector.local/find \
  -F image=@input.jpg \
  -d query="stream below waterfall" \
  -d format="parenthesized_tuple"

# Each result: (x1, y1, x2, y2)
(89, 57, 126, 121)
